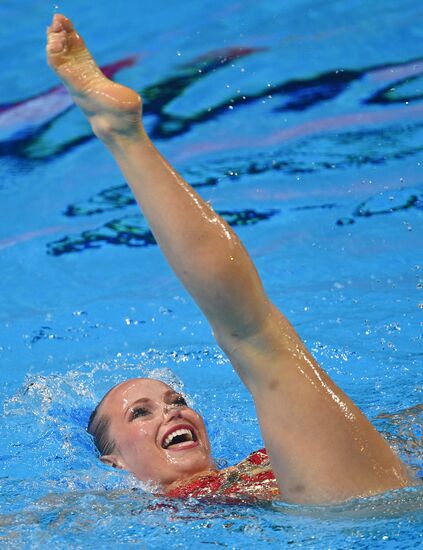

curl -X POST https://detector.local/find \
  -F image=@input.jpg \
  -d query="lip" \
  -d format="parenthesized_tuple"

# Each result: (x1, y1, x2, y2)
(160, 423, 199, 451)
(164, 439, 199, 452)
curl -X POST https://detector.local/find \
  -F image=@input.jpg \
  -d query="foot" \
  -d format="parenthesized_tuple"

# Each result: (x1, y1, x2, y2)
(46, 14, 143, 144)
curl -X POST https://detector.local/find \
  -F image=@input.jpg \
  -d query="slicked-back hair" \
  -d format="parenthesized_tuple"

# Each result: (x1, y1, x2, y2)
(87, 389, 117, 456)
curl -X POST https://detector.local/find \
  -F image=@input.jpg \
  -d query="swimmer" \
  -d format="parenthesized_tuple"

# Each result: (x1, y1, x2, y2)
(46, 14, 412, 503)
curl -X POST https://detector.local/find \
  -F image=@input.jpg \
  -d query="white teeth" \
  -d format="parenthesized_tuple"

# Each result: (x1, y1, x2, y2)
(163, 428, 193, 449)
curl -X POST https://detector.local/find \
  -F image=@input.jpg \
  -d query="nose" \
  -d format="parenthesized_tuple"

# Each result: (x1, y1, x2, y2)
(163, 404, 183, 422)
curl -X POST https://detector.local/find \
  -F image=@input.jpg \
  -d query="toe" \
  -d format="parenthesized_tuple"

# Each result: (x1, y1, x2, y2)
(48, 13, 73, 34)
(47, 29, 67, 56)
(60, 15, 75, 32)
(49, 14, 63, 33)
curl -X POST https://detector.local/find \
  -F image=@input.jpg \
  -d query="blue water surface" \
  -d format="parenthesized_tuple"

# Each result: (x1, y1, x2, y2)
(0, 0, 422, 547)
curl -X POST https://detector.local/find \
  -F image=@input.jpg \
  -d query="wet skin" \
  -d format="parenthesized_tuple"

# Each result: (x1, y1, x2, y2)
(46, 14, 143, 145)
(99, 379, 215, 489)
(46, 14, 412, 503)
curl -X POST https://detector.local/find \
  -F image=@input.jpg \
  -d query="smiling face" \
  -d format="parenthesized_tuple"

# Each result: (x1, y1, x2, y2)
(97, 378, 215, 489)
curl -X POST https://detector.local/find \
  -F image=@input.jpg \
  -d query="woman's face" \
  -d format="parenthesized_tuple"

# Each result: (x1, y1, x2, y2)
(99, 378, 214, 488)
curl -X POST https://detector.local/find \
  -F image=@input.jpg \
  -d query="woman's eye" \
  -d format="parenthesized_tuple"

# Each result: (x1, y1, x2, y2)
(130, 407, 149, 420)
(173, 395, 187, 407)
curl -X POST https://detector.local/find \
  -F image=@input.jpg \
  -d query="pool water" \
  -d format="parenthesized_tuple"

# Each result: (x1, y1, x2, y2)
(0, 0, 422, 547)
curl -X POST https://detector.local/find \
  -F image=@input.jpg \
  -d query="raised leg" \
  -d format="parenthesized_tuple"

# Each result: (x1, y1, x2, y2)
(46, 14, 412, 504)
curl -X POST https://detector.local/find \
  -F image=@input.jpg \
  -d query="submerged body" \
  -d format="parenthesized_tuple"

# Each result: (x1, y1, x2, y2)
(46, 14, 412, 504)
(166, 448, 278, 501)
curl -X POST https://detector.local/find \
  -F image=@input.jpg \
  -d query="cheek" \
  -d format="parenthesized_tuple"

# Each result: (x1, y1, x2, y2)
(193, 411, 206, 430)
(120, 423, 156, 456)
(191, 412, 210, 443)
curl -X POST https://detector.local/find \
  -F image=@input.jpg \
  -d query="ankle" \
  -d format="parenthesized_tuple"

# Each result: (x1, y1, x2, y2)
(97, 121, 148, 150)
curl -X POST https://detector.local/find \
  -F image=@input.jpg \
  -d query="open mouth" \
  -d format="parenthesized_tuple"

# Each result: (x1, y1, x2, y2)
(161, 425, 198, 450)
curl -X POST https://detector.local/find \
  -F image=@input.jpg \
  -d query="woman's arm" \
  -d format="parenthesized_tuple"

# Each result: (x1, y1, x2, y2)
(47, 14, 411, 503)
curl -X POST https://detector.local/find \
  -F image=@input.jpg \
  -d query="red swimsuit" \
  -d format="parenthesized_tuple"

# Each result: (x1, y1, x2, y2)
(166, 448, 279, 501)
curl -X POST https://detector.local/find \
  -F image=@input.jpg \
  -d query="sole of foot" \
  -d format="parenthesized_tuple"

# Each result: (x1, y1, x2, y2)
(46, 14, 142, 142)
